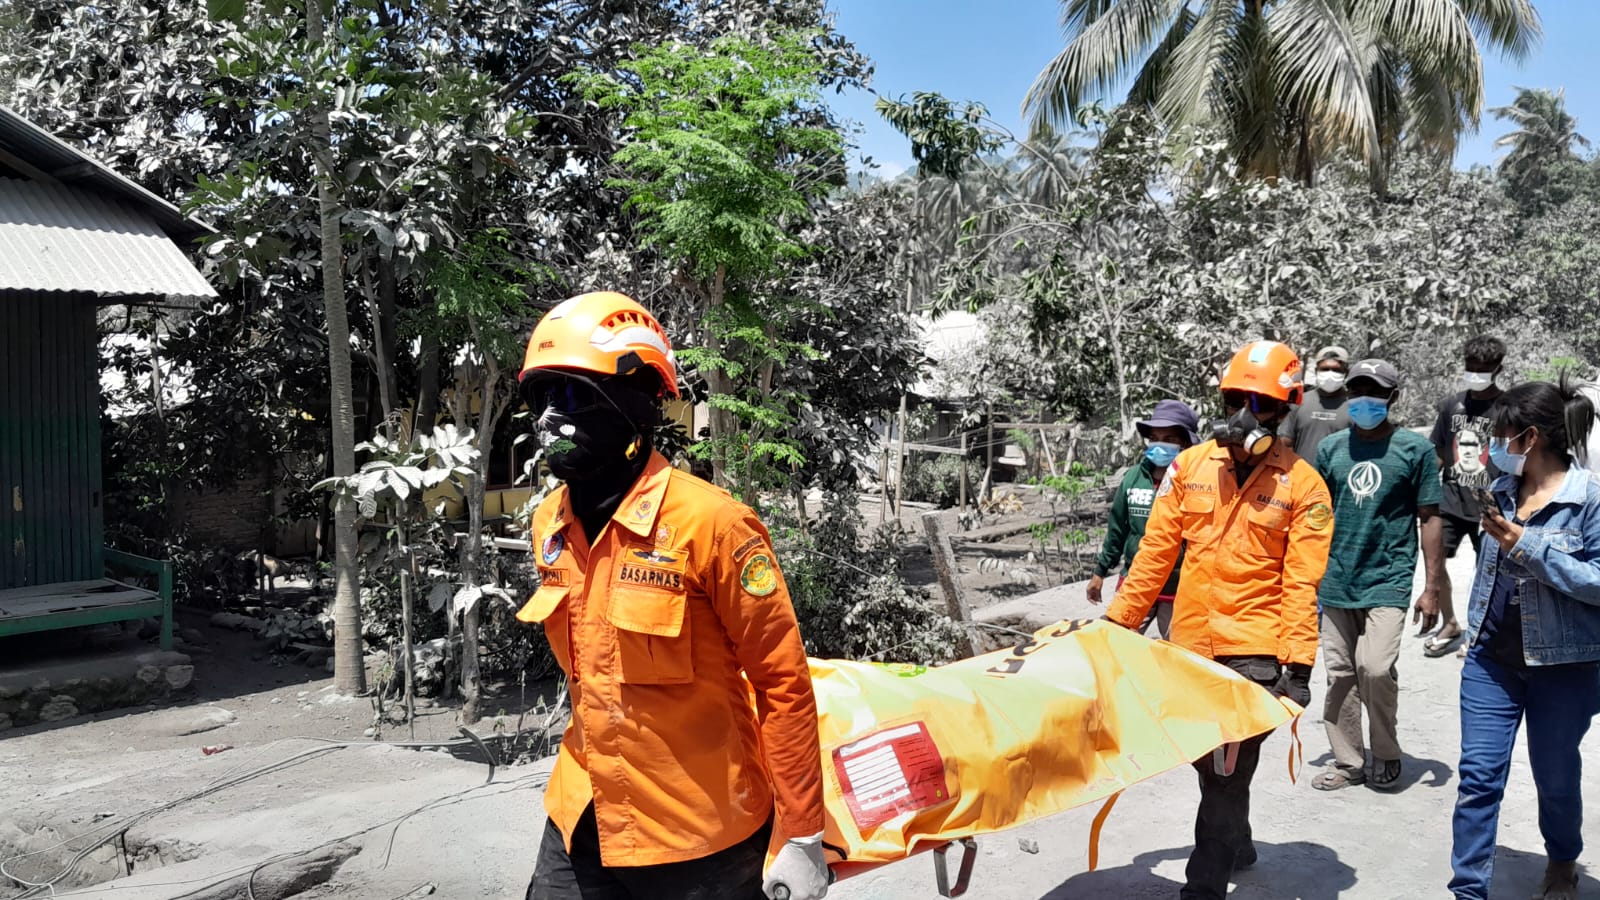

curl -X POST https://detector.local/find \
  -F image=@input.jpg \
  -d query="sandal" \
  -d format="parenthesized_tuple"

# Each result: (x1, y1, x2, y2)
(1372, 759, 1403, 792)
(1424, 629, 1464, 658)
(1312, 767, 1367, 791)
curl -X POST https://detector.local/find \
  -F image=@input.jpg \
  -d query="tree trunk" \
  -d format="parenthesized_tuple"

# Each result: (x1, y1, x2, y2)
(307, 0, 366, 696)
(1100, 289, 1133, 441)
(360, 251, 400, 439)
(377, 255, 401, 435)
(459, 385, 496, 725)
(148, 318, 182, 544)
(703, 265, 737, 486)
(399, 521, 416, 739)
(459, 314, 509, 725)
(415, 332, 441, 442)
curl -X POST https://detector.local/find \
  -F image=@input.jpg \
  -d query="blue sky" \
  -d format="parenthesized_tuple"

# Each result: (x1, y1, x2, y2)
(827, 0, 1600, 177)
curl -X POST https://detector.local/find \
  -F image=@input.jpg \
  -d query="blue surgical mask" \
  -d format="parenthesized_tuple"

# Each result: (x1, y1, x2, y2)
(1488, 433, 1528, 476)
(1348, 397, 1389, 430)
(1144, 442, 1181, 468)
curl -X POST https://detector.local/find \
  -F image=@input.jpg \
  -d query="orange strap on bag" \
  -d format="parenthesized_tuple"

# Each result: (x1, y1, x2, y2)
(1087, 791, 1122, 871)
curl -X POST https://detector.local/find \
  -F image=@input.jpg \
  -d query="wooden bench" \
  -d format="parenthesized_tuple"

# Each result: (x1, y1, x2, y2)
(0, 549, 174, 650)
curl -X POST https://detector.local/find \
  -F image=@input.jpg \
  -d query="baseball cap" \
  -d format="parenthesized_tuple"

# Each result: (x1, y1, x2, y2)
(1347, 358, 1401, 390)
(1136, 399, 1201, 445)
(1315, 346, 1350, 364)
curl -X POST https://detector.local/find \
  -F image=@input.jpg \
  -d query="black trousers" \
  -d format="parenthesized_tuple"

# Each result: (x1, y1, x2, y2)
(527, 803, 771, 900)
(1182, 656, 1279, 900)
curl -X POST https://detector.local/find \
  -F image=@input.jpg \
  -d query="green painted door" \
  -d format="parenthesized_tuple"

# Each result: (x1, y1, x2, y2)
(0, 292, 103, 589)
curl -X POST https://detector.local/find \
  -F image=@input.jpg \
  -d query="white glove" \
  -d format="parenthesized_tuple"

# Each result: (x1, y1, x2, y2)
(762, 832, 830, 900)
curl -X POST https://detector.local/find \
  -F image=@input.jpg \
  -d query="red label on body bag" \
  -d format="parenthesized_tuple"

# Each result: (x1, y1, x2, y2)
(832, 721, 950, 830)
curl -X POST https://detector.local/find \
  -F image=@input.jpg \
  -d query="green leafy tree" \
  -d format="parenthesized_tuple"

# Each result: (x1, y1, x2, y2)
(1024, 0, 1541, 190)
(578, 30, 846, 495)
(427, 231, 549, 722)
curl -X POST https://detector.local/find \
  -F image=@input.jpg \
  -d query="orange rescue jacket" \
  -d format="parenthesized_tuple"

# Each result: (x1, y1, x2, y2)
(1107, 440, 1333, 666)
(515, 452, 825, 865)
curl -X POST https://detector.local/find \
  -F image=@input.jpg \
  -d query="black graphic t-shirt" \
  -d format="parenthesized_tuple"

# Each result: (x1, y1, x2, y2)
(1429, 390, 1502, 520)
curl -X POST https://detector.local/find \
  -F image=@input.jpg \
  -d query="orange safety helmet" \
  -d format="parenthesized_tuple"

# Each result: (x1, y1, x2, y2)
(1219, 340, 1304, 405)
(519, 291, 679, 398)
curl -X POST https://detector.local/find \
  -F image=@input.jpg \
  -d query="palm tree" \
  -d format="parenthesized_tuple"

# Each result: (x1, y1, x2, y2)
(1024, 0, 1541, 190)
(1013, 126, 1086, 208)
(1492, 86, 1588, 189)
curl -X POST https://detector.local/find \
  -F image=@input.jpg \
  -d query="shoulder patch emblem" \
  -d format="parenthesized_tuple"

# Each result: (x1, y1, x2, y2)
(1306, 502, 1333, 531)
(740, 554, 779, 597)
(1156, 469, 1175, 498)
(541, 533, 565, 565)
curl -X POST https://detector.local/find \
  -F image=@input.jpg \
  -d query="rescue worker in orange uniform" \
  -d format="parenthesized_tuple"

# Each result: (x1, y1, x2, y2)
(514, 292, 829, 900)
(1107, 340, 1334, 900)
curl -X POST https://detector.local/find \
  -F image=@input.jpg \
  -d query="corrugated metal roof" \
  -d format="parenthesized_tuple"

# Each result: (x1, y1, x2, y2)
(0, 178, 216, 301)
(0, 104, 213, 242)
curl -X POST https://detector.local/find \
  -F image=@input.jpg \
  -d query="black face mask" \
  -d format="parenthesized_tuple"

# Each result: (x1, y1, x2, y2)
(539, 406, 640, 482)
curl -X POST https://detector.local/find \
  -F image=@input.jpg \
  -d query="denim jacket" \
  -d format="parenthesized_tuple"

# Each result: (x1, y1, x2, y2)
(1466, 466, 1600, 665)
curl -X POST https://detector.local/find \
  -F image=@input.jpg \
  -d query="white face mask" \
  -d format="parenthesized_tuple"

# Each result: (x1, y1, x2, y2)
(1315, 371, 1347, 393)
(1463, 371, 1496, 391)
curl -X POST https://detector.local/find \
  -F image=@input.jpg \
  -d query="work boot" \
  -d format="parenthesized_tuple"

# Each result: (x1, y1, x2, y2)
(1534, 860, 1579, 900)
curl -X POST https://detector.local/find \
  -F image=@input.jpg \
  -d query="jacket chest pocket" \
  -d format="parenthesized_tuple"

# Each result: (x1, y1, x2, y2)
(1244, 507, 1290, 559)
(606, 553, 694, 685)
(1179, 495, 1215, 538)
(1548, 530, 1585, 555)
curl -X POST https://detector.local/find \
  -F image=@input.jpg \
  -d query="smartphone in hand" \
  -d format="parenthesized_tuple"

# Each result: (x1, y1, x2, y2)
(1476, 488, 1502, 520)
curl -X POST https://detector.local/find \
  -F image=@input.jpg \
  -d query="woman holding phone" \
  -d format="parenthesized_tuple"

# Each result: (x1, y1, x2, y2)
(1449, 377, 1600, 900)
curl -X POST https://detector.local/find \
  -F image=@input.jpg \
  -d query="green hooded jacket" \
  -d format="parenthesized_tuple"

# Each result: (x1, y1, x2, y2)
(1093, 459, 1183, 597)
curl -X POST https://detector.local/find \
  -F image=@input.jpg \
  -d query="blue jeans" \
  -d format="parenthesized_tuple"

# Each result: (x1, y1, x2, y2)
(1449, 648, 1600, 899)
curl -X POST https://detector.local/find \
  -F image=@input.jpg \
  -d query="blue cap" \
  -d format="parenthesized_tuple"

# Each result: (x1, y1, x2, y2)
(1137, 399, 1201, 445)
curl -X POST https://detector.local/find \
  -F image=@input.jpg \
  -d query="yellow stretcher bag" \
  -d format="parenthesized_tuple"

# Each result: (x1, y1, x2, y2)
(805, 618, 1301, 888)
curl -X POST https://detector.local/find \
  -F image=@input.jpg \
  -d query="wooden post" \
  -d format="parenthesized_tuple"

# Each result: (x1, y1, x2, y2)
(892, 394, 909, 524)
(958, 430, 969, 513)
(922, 512, 976, 658)
(981, 406, 995, 505)
(1038, 427, 1059, 479)
(878, 441, 889, 526)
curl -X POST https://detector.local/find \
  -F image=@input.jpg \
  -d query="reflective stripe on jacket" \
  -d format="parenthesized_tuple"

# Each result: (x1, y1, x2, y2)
(515, 451, 824, 865)
(1106, 439, 1334, 666)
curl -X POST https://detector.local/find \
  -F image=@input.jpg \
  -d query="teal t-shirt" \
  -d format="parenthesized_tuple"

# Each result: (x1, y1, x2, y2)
(1314, 428, 1442, 609)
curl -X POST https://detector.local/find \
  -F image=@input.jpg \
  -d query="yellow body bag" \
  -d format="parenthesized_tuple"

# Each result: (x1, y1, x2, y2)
(805, 619, 1300, 885)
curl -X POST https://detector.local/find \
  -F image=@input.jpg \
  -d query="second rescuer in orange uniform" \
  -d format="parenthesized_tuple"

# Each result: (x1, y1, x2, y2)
(1107, 340, 1334, 900)
(515, 292, 829, 900)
